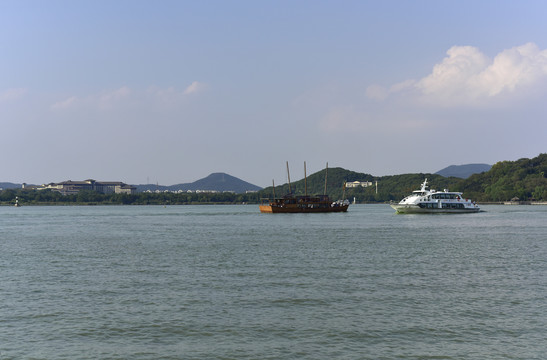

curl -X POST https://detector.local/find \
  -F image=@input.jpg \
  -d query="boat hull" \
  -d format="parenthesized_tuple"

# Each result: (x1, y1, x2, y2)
(260, 204, 349, 213)
(391, 204, 480, 214)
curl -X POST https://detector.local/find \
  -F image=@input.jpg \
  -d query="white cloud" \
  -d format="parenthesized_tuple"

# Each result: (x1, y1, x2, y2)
(364, 84, 389, 101)
(183, 81, 206, 94)
(390, 79, 416, 93)
(473, 43, 547, 96)
(51, 96, 78, 110)
(320, 107, 361, 132)
(367, 43, 547, 107)
(319, 105, 429, 135)
(97, 86, 131, 110)
(416, 45, 490, 96)
(0, 88, 27, 103)
(146, 82, 207, 108)
(50, 83, 207, 112)
(147, 86, 185, 102)
(50, 86, 131, 111)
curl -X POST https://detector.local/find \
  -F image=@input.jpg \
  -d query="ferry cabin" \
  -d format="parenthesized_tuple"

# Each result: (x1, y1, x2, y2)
(418, 192, 471, 209)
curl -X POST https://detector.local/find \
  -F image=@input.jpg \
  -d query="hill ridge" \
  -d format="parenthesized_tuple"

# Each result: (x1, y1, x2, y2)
(134, 172, 262, 193)
(436, 163, 492, 178)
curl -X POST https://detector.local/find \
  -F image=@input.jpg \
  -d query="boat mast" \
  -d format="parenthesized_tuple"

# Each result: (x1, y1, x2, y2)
(324, 162, 328, 195)
(304, 161, 307, 197)
(286, 161, 292, 194)
(272, 179, 276, 199)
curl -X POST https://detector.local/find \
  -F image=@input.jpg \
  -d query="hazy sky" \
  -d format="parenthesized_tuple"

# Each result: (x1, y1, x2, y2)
(2, 1, 547, 187)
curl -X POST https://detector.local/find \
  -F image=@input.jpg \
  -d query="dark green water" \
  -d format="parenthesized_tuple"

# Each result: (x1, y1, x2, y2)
(1, 205, 545, 359)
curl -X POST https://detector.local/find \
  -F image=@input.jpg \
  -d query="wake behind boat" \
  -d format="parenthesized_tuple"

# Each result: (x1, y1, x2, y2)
(259, 162, 350, 213)
(391, 179, 480, 214)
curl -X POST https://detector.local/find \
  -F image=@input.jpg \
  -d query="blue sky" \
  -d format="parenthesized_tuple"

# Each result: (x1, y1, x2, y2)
(2, 0, 547, 187)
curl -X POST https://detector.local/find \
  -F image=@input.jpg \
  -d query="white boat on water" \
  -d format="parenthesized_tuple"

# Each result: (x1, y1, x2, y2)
(391, 179, 480, 214)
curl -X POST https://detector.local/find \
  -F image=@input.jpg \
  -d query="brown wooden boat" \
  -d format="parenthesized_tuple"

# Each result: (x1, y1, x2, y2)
(259, 195, 349, 213)
(259, 162, 349, 213)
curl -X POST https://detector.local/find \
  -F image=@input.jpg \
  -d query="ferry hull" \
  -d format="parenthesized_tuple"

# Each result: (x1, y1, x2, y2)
(391, 204, 480, 214)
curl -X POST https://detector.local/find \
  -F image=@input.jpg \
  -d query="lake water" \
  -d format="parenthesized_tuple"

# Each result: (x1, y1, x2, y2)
(0, 204, 545, 359)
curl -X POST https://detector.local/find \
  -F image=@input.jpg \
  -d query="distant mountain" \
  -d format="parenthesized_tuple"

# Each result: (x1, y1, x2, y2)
(436, 164, 492, 179)
(134, 173, 262, 193)
(0, 182, 24, 190)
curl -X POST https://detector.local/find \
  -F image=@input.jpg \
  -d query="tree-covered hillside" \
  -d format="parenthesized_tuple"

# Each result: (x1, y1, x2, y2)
(461, 153, 547, 201)
(134, 172, 262, 193)
(2, 154, 546, 205)
(260, 167, 374, 198)
(258, 168, 461, 203)
(259, 154, 547, 202)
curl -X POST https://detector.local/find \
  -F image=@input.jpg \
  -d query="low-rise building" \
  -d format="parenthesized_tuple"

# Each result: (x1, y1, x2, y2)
(346, 181, 373, 188)
(39, 179, 136, 195)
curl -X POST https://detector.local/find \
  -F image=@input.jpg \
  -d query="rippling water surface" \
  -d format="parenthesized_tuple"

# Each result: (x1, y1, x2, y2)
(1, 205, 545, 359)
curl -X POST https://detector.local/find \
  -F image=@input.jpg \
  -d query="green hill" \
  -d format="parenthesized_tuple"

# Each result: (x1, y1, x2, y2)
(461, 154, 547, 201)
(259, 154, 547, 203)
(259, 167, 462, 203)
(135, 172, 262, 193)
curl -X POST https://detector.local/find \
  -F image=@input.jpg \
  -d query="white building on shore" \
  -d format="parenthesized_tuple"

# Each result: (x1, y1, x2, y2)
(38, 179, 136, 195)
(345, 181, 373, 188)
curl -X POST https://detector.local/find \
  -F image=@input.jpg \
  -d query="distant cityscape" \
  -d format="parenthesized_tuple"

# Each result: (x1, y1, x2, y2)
(1, 173, 262, 195)
(23, 180, 137, 195)
(11, 179, 259, 195)
(0, 163, 494, 195)
(2, 157, 547, 204)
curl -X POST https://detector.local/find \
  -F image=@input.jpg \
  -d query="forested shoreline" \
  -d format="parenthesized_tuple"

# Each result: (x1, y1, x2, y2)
(0, 189, 260, 206)
(2, 154, 546, 205)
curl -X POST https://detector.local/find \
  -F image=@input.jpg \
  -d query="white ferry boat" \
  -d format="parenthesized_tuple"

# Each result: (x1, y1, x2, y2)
(391, 179, 480, 214)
